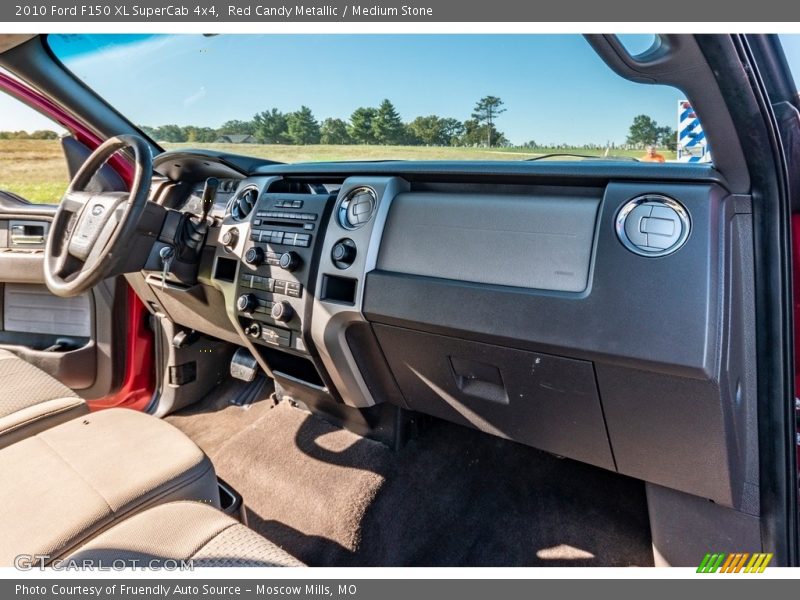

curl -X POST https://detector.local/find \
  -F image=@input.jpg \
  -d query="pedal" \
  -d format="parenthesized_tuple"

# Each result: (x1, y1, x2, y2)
(230, 347, 259, 382)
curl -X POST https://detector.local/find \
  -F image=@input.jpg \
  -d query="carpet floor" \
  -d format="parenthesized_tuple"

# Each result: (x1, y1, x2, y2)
(166, 385, 654, 567)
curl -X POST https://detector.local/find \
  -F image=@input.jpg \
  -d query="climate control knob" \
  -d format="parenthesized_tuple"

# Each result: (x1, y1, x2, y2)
(236, 294, 257, 312)
(271, 301, 294, 323)
(244, 246, 265, 265)
(279, 251, 302, 272)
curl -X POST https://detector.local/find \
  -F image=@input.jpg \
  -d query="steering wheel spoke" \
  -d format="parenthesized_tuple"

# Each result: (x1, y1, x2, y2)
(52, 249, 84, 280)
(61, 190, 93, 214)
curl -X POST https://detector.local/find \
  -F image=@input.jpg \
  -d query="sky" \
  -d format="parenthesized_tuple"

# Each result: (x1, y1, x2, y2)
(0, 34, 748, 146)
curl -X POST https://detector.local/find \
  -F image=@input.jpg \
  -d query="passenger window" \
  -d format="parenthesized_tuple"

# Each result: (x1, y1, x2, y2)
(0, 87, 69, 204)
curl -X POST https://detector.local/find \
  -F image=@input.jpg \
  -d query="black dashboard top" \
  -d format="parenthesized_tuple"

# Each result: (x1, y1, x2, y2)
(152, 149, 281, 182)
(152, 148, 726, 189)
(253, 159, 725, 187)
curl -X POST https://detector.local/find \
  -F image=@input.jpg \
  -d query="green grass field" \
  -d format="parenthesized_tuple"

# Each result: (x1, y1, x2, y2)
(0, 139, 677, 204)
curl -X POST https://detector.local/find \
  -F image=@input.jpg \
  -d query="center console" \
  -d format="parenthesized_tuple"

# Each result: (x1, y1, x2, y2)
(232, 192, 334, 354)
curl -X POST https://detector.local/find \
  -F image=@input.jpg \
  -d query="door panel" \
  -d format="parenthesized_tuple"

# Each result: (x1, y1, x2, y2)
(3, 284, 91, 339)
(0, 192, 111, 394)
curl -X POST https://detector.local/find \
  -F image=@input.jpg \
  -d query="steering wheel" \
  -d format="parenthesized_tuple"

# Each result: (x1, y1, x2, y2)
(44, 134, 153, 297)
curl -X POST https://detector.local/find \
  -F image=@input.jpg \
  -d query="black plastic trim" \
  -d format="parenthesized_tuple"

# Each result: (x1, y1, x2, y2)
(254, 160, 726, 186)
(697, 34, 797, 566)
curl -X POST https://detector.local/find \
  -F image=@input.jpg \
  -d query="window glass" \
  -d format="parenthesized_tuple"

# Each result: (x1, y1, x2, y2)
(616, 34, 659, 57)
(47, 34, 698, 164)
(0, 84, 68, 204)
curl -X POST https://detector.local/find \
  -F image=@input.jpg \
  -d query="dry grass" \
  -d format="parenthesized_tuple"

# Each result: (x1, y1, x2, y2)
(162, 142, 551, 162)
(0, 139, 70, 204)
(0, 139, 678, 204)
(162, 142, 673, 162)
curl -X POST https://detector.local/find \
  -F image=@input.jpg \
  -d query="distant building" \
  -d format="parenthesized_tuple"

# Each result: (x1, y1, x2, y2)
(214, 134, 256, 144)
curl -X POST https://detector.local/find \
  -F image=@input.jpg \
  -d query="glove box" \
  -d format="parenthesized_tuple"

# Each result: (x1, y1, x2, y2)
(372, 324, 615, 470)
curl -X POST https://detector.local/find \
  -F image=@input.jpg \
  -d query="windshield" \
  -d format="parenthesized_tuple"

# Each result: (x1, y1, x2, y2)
(47, 34, 693, 163)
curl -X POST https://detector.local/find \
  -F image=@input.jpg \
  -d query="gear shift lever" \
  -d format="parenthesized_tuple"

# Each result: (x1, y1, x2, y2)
(176, 177, 218, 262)
(200, 177, 219, 221)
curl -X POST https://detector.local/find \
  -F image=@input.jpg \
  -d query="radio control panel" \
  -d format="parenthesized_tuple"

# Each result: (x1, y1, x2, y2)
(236, 192, 334, 353)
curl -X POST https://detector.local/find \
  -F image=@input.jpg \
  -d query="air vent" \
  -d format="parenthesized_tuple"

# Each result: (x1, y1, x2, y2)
(230, 186, 258, 221)
(338, 187, 377, 230)
(615, 194, 690, 257)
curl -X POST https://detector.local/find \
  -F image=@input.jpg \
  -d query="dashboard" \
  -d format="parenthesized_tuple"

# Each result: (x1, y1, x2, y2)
(133, 151, 758, 520)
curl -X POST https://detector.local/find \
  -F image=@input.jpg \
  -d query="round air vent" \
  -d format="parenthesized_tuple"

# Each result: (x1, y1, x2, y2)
(338, 187, 377, 230)
(616, 194, 690, 257)
(229, 186, 258, 221)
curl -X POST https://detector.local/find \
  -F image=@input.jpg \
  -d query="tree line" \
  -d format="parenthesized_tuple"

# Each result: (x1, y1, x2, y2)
(0, 130, 60, 140)
(140, 96, 511, 147)
(0, 105, 679, 152)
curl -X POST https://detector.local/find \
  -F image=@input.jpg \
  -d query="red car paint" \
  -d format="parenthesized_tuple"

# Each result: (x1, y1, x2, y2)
(0, 72, 154, 410)
(89, 286, 155, 412)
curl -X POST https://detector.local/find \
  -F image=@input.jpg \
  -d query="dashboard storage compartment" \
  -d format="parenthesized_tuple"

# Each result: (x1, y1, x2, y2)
(373, 324, 615, 470)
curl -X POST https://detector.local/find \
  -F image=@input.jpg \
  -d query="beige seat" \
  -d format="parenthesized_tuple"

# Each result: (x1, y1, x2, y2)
(0, 408, 219, 566)
(0, 349, 88, 449)
(67, 501, 304, 567)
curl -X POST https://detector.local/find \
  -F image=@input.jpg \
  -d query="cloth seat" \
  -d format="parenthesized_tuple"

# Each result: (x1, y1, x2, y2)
(0, 349, 88, 450)
(0, 408, 219, 566)
(67, 501, 305, 567)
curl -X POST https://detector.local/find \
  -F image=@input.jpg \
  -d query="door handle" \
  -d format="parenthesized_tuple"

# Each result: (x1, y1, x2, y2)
(10, 233, 45, 245)
(9, 222, 47, 247)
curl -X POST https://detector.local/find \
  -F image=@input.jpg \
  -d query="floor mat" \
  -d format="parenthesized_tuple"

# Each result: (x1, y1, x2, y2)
(168, 392, 653, 567)
(165, 378, 276, 453)
(211, 402, 391, 566)
(348, 419, 653, 567)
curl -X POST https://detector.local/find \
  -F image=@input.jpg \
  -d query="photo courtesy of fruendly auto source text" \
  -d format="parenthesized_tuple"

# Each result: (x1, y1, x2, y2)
(2, 0, 800, 595)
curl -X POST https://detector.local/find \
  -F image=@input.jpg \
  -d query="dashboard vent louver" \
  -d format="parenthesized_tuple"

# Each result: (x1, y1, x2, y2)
(338, 186, 377, 230)
(230, 186, 258, 221)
